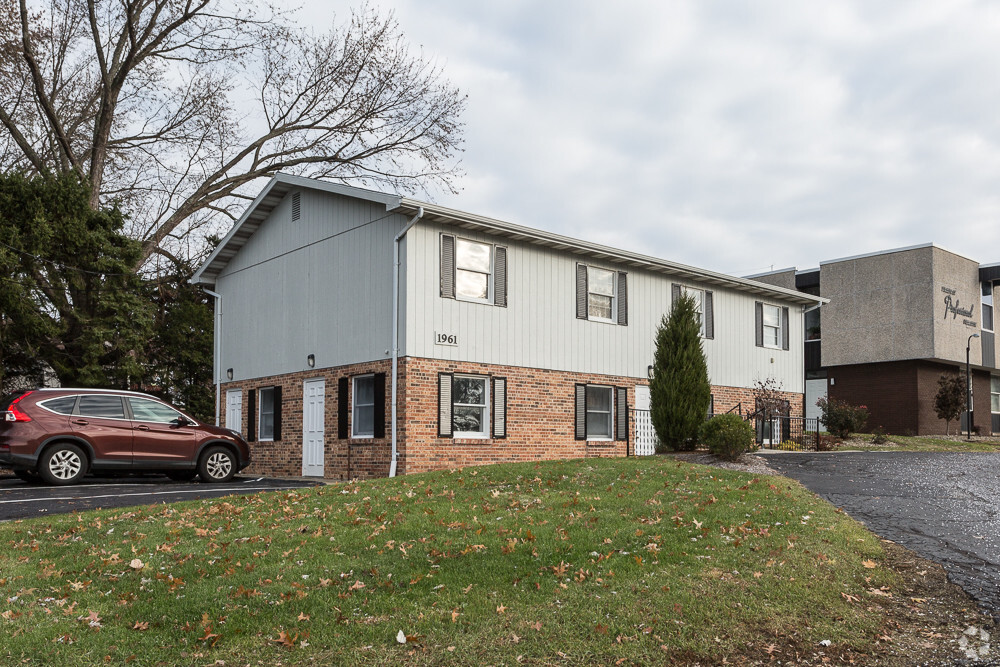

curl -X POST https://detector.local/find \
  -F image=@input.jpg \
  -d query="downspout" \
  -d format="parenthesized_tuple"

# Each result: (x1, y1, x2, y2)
(202, 288, 223, 426)
(390, 207, 424, 477)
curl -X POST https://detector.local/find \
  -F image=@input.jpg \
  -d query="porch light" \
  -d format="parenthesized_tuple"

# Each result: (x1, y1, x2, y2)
(307, 354, 315, 368)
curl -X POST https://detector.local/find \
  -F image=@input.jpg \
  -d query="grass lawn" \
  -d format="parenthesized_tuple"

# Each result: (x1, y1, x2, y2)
(837, 434, 1000, 453)
(0, 457, 923, 665)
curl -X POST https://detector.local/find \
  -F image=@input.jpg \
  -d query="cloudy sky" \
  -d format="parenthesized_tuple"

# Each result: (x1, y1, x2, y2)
(302, 1, 1000, 276)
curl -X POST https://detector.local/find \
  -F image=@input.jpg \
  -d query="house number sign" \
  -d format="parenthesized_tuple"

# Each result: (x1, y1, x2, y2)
(435, 332, 458, 346)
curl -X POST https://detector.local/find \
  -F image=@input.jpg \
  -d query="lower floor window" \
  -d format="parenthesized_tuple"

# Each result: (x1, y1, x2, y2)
(586, 386, 613, 439)
(353, 375, 375, 437)
(453, 375, 489, 437)
(259, 387, 275, 440)
(992, 376, 1000, 413)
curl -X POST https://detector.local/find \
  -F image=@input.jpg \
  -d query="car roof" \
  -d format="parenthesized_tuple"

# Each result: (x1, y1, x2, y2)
(32, 388, 159, 399)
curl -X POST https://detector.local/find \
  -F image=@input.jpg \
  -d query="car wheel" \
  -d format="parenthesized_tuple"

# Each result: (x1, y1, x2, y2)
(198, 446, 236, 483)
(165, 471, 198, 482)
(13, 469, 43, 484)
(38, 443, 88, 486)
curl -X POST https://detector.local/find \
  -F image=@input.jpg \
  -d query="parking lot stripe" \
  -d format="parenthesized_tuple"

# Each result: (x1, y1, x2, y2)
(0, 486, 279, 504)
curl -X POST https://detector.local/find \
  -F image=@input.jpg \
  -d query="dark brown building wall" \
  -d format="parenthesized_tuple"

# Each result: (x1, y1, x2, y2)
(830, 360, 994, 436)
(828, 361, 919, 434)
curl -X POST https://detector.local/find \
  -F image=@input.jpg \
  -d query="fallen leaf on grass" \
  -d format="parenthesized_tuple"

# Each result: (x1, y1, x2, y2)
(496, 605, 507, 615)
(862, 560, 877, 569)
(298, 613, 310, 621)
(132, 621, 149, 631)
(129, 559, 144, 571)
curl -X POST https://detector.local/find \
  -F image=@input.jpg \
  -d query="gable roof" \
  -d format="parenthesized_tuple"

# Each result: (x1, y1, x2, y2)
(192, 174, 825, 306)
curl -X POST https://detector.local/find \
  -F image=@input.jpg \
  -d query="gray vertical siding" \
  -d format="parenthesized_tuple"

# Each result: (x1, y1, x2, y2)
(405, 222, 805, 392)
(217, 190, 407, 382)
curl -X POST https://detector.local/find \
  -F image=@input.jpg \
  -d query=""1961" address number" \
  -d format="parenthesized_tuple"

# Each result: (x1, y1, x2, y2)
(435, 332, 458, 346)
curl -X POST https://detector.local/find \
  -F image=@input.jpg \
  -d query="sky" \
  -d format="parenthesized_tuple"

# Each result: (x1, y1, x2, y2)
(300, 0, 1000, 277)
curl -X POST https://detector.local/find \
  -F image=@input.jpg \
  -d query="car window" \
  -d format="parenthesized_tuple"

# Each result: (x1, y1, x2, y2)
(40, 396, 77, 415)
(77, 395, 127, 419)
(128, 398, 183, 423)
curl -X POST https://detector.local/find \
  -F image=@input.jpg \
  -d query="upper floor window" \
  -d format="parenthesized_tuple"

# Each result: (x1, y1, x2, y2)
(588, 267, 616, 321)
(576, 264, 628, 325)
(983, 282, 994, 333)
(441, 234, 508, 307)
(755, 302, 789, 351)
(671, 283, 714, 339)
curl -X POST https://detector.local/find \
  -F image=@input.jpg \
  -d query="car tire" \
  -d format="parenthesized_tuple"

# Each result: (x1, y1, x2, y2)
(38, 443, 88, 486)
(198, 446, 236, 483)
(13, 469, 43, 484)
(165, 471, 198, 482)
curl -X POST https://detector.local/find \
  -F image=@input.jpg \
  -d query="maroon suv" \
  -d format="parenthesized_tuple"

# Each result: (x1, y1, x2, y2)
(0, 388, 251, 485)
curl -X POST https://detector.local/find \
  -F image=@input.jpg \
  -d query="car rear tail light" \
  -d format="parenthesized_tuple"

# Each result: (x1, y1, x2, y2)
(5, 391, 34, 422)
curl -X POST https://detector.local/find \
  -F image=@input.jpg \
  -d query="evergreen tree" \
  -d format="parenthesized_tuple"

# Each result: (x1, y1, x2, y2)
(649, 293, 712, 451)
(0, 173, 153, 390)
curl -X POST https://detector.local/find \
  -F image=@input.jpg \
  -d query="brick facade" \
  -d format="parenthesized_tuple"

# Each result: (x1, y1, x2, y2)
(829, 360, 994, 436)
(222, 356, 805, 480)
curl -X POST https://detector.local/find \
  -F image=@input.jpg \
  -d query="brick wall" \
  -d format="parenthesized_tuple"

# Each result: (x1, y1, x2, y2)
(222, 357, 805, 479)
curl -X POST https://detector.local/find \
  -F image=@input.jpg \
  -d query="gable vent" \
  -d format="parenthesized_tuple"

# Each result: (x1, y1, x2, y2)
(291, 192, 301, 221)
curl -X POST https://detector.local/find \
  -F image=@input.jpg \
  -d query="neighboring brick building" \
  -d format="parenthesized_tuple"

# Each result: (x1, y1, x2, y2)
(192, 174, 821, 480)
(752, 245, 1000, 436)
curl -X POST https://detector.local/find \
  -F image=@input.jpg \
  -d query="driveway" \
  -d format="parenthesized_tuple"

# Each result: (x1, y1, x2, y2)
(763, 451, 1000, 616)
(0, 474, 322, 521)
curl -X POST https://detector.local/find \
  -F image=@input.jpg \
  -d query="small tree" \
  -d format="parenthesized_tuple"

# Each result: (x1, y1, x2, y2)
(751, 377, 787, 418)
(816, 397, 869, 439)
(649, 293, 711, 451)
(934, 373, 966, 435)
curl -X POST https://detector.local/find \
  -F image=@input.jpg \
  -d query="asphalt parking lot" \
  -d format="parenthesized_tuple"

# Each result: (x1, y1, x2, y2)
(763, 451, 1000, 616)
(0, 474, 322, 521)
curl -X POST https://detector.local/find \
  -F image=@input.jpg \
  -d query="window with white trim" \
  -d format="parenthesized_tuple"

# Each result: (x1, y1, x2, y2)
(453, 375, 489, 437)
(992, 376, 1000, 414)
(586, 385, 614, 439)
(762, 304, 782, 348)
(587, 267, 616, 321)
(680, 286, 705, 336)
(258, 387, 275, 441)
(456, 239, 493, 301)
(983, 282, 994, 333)
(352, 375, 375, 438)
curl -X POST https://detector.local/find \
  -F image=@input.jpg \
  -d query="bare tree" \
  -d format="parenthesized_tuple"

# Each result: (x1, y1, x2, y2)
(0, 0, 465, 268)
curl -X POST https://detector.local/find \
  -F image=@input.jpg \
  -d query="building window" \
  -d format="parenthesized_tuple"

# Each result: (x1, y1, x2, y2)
(352, 375, 375, 438)
(762, 304, 782, 348)
(258, 387, 274, 440)
(983, 282, 994, 333)
(586, 385, 614, 439)
(456, 239, 493, 301)
(587, 267, 616, 321)
(992, 376, 1000, 414)
(453, 375, 489, 437)
(680, 286, 705, 336)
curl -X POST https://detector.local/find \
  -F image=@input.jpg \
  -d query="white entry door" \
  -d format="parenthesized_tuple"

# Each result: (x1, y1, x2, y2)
(302, 379, 325, 477)
(225, 390, 242, 434)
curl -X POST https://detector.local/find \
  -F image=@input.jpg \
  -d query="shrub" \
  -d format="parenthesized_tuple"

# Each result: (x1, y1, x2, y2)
(700, 414, 755, 461)
(870, 427, 889, 445)
(816, 397, 868, 439)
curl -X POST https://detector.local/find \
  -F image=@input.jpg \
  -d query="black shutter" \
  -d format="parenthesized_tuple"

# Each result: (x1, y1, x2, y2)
(781, 306, 790, 351)
(438, 373, 454, 437)
(440, 234, 456, 299)
(247, 389, 256, 441)
(615, 386, 628, 441)
(672, 283, 681, 306)
(755, 302, 764, 348)
(272, 385, 282, 441)
(337, 377, 349, 439)
(492, 377, 507, 438)
(576, 264, 588, 319)
(373, 373, 386, 438)
(574, 384, 587, 440)
(495, 246, 508, 307)
(704, 291, 714, 339)
(617, 272, 628, 326)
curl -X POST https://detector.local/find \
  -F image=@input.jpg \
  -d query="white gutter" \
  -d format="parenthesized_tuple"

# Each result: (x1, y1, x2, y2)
(202, 288, 223, 426)
(390, 207, 424, 477)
